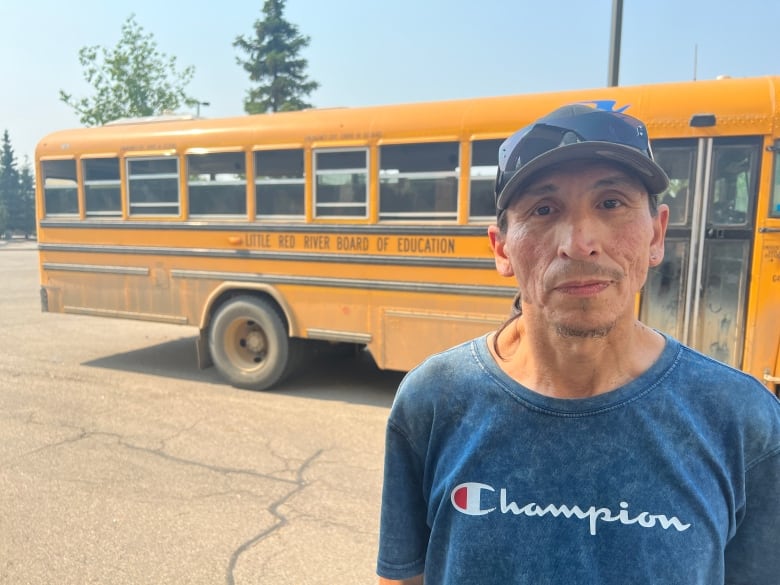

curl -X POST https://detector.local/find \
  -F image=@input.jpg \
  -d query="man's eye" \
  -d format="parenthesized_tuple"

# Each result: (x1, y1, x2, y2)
(534, 205, 552, 216)
(603, 199, 622, 209)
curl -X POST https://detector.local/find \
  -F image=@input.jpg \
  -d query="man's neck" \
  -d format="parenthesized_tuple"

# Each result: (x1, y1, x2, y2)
(490, 318, 665, 399)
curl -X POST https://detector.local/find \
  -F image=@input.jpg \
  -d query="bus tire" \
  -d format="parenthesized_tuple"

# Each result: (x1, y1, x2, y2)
(209, 296, 292, 391)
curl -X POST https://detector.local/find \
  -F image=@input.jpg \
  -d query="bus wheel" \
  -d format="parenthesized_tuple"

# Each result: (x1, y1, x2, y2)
(209, 296, 291, 391)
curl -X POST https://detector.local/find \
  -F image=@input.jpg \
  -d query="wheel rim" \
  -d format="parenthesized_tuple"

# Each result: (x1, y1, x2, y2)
(223, 316, 270, 373)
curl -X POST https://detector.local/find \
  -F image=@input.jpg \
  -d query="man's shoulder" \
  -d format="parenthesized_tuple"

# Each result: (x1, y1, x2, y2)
(403, 336, 490, 387)
(673, 342, 772, 396)
(390, 337, 490, 413)
(671, 342, 780, 435)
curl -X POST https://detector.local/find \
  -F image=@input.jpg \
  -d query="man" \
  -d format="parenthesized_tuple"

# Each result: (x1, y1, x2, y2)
(376, 105, 780, 584)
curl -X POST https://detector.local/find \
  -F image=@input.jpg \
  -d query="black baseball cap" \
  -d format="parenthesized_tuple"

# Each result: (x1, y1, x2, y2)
(495, 104, 670, 212)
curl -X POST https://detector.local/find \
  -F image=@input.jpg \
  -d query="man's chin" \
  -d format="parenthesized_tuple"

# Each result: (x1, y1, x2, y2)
(554, 320, 616, 339)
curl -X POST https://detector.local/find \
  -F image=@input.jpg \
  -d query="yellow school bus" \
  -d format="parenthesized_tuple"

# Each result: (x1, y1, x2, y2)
(35, 76, 780, 394)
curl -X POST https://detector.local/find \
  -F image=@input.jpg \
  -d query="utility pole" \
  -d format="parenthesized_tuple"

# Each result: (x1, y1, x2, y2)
(607, 0, 623, 87)
(196, 101, 210, 117)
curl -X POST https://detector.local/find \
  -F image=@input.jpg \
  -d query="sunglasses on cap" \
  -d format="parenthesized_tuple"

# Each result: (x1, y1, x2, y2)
(494, 105, 668, 211)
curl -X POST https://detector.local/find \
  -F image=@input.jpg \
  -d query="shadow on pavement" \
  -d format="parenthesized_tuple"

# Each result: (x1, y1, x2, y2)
(82, 336, 403, 408)
(276, 347, 403, 408)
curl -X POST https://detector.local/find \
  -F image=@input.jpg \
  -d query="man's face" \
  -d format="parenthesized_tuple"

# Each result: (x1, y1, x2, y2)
(489, 160, 669, 338)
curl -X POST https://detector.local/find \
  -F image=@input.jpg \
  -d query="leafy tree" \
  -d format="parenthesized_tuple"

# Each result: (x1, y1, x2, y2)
(0, 130, 19, 237)
(234, 0, 319, 113)
(60, 14, 197, 126)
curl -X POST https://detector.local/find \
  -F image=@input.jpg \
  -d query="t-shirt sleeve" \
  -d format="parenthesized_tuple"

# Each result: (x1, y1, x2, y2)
(376, 420, 430, 580)
(723, 448, 780, 585)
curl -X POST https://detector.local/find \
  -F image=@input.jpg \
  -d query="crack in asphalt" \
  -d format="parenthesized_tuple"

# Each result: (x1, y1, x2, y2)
(120, 439, 301, 485)
(1, 415, 301, 486)
(2, 415, 329, 584)
(225, 448, 324, 585)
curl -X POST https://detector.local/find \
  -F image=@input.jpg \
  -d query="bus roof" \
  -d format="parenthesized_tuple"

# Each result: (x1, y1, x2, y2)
(36, 75, 780, 159)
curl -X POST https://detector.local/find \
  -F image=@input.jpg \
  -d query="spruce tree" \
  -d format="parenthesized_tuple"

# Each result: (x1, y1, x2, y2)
(18, 161, 36, 238)
(234, 0, 319, 113)
(0, 131, 20, 237)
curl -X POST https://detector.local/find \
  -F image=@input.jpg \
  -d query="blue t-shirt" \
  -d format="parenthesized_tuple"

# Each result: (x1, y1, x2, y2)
(377, 335, 780, 584)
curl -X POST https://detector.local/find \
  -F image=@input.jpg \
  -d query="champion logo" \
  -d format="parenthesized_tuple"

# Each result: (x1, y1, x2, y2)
(450, 482, 691, 535)
(451, 482, 496, 516)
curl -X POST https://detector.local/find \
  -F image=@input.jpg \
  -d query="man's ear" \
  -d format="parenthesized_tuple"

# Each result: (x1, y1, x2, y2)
(649, 203, 670, 267)
(488, 225, 514, 277)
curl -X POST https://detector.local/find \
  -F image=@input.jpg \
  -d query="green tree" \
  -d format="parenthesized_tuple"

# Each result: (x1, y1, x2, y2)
(0, 134, 37, 238)
(234, 0, 319, 113)
(18, 160, 36, 238)
(0, 130, 20, 237)
(60, 14, 197, 126)
(0, 192, 6, 237)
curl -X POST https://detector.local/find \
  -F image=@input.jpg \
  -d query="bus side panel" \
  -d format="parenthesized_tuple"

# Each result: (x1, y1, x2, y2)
(257, 285, 513, 371)
(747, 233, 780, 392)
(379, 307, 505, 371)
(39, 250, 193, 325)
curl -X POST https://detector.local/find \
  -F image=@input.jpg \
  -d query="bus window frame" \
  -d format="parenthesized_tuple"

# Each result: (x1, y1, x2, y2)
(378, 141, 460, 222)
(254, 148, 306, 221)
(82, 156, 122, 219)
(770, 142, 780, 217)
(469, 138, 506, 222)
(186, 150, 248, 219)
(313, 147, 369, 219)
(707, 137, 762, 228)
(126, 155, 181, 218)
(40, 158, 79, 217)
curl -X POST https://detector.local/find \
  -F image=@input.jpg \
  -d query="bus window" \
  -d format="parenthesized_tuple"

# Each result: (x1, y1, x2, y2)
(41, 159, 78, 216)
(255, 149, 305, 218)
(773, 145, 780, 217)
(314, 149, 368, 218)
(708, 140, 760, 226)
(652, 141, 697, 226)
(83, 157, 121, 218)
(379, 142, 458, 221)
(127, 157, 180, 216)
(187, 152, 247, 217)
(695, 240, 750, 366)
(469, 139, 504, 220)
(640, 140, 697, 342)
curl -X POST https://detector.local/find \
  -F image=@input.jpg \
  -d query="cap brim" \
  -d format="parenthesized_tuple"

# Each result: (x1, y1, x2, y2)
(496, 141, 670, 210)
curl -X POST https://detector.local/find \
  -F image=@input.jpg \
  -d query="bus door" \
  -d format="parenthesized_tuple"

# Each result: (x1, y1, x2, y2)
(641, 137, 761, 368)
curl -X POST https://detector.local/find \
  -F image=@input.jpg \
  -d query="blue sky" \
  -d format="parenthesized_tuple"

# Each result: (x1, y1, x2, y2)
(1, 0, 779, 165)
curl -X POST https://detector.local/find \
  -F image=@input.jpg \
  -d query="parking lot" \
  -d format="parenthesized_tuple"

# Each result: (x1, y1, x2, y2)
(0, 242, 402, 584)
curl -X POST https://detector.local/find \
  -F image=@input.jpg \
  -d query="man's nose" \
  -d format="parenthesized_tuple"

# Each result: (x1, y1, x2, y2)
(556, 213, 601, 260)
